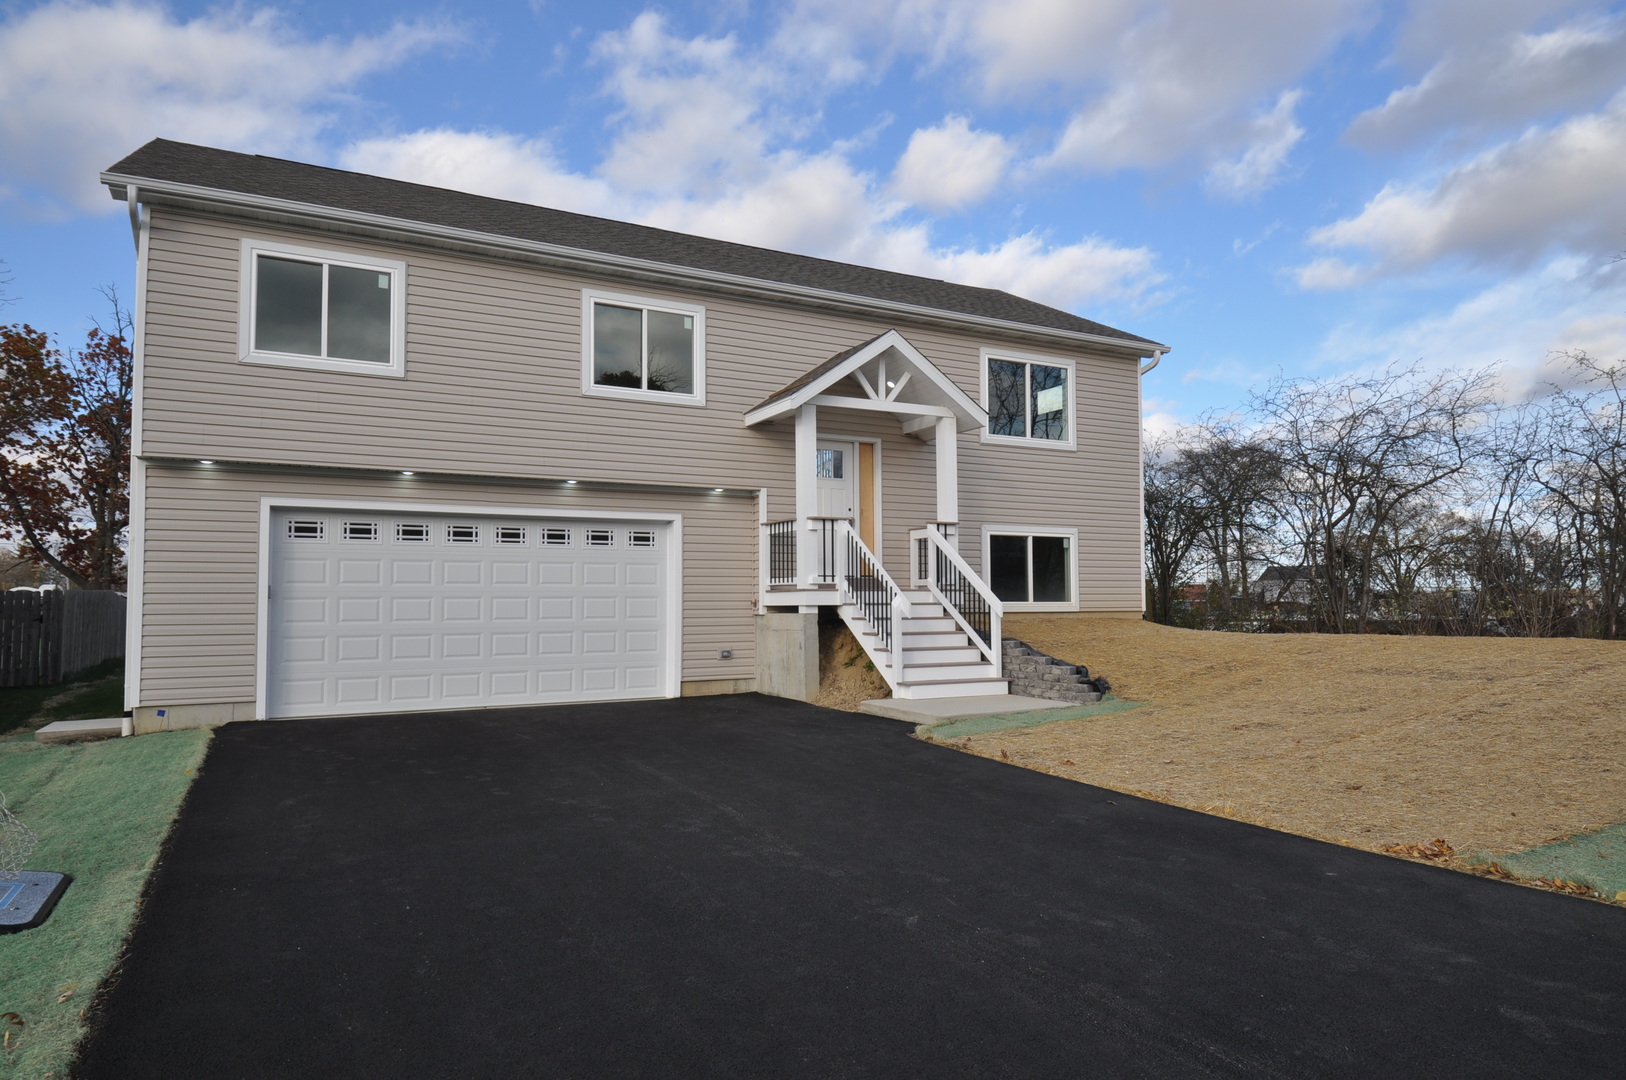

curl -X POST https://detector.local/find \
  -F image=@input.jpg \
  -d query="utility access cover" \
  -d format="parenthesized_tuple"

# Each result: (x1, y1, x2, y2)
(0, 872, 69, 932)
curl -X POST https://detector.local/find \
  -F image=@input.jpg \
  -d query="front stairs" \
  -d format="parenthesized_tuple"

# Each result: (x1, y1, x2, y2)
(840, 589, 1009, 700)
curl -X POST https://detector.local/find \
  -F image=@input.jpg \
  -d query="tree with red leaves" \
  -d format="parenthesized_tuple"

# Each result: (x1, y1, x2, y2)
(0, 299, 132, 590)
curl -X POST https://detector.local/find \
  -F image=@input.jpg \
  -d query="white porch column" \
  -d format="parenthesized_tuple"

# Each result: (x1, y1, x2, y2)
(935, 415, 959, 532)
(795, 403, 818, 584)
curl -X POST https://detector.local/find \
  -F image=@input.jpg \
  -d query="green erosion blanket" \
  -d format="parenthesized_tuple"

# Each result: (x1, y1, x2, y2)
(0, 729, 211, 1077)
(1468, 822, 1626, 900)
(921, 696, 1141, 741)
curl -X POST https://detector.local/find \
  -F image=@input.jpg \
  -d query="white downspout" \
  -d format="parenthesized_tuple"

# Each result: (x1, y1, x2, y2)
(1136, 349, 1164, 615)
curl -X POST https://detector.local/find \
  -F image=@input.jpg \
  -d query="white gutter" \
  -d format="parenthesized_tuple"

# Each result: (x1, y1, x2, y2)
(103, 171, 1169, 359)
(1139, 348, 1164, 377)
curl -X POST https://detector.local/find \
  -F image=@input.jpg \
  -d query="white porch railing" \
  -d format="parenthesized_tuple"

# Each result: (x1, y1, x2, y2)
(761, 516, 849, 588)
(909, 525, 1003, 668)
(834, 520, 911, 684)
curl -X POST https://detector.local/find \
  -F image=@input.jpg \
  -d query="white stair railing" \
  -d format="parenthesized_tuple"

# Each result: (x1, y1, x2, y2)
(910, 526, 1003, 668)
(834, 520, 911, 685)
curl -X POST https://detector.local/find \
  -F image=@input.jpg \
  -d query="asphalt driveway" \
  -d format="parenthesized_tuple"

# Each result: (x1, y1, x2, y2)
(78, 694, 1626, 1078)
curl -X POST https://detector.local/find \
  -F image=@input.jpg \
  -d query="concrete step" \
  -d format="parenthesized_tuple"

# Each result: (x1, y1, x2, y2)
(894, 677, 1011, 700)
(35, 717, 125, 744)
(902, 660, 999, 682)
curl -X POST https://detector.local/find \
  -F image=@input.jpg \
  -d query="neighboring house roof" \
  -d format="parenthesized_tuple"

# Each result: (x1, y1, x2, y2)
(102, 139, 1165, 353)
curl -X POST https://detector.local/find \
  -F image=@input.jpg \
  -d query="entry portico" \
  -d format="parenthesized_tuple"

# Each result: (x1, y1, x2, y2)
(746, 330, 1008, 699)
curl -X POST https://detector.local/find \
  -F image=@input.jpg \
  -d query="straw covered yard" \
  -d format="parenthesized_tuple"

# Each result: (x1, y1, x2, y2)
(945, 617, 1626, 861)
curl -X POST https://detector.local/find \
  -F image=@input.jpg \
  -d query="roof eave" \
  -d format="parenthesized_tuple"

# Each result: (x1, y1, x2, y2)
(102, 171, 1170, 357)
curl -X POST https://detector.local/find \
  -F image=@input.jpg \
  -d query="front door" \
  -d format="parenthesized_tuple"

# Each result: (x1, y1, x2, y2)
(815, 440, 856, 520)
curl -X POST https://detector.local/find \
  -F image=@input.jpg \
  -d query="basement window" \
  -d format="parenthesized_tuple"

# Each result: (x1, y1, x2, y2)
(981, 526, 1078, 612)
(241, 239, 406, 377)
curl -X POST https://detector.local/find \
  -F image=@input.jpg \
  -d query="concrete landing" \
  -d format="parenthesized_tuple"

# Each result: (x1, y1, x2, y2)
(35, 717, 125, 744)
(858, 695, 1069, 726)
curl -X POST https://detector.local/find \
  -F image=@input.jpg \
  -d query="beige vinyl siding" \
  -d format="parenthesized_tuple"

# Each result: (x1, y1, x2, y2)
(138, 206, 1146, 637)
(137, 462, 757, 707)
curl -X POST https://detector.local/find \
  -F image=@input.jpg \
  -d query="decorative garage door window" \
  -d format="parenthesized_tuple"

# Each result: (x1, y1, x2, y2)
(266, 510, 671, 719)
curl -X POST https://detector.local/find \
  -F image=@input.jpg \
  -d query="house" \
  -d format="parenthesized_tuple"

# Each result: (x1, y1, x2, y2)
(103, 139, 1167, 731)
(1251, 565, 1319, 607)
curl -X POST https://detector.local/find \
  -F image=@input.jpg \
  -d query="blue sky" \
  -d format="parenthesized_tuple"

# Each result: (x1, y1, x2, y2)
(3, 0, 1625, 433)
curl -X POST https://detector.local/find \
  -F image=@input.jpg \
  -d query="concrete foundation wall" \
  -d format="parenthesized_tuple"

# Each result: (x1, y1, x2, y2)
(754, 612, 820, 702)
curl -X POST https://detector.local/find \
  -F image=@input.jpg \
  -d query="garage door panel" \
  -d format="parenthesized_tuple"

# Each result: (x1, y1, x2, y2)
(268, 510, 672, 718)
(491, 597, 530, 621)
(392, 560, 433, 585)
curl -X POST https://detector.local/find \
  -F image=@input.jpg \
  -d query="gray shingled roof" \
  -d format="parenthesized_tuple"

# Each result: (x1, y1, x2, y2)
(105, 140, 1159, 348)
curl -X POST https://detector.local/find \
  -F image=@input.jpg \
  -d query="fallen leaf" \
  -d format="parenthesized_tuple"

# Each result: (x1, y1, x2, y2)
(1382, 838, 1455, 860)
(56, 991, 74, 1004)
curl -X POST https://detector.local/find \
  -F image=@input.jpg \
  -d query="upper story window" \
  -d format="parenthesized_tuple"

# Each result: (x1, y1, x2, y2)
(980, 348, 1075, 450)
(239, 239, 406, 377)
(581, 288, 706, 407)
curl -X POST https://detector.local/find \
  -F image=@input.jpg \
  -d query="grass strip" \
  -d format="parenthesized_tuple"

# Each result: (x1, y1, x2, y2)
(0, 661, 126, 739)
(920, 696, 1141, 741)
(0, 728, 210, 1077)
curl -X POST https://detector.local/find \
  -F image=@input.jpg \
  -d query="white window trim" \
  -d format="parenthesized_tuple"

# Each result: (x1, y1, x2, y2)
(978, 347, 1076, 451)
(581, 287, 707, 407)
(980, 523, 1080, 612)
(239, 238, 407, 378)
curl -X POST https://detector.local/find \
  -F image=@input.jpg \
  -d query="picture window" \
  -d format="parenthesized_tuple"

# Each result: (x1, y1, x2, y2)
(241, 239, 405, 377)
(982, 351, 1074, 448)
(583, 290, 705, 406)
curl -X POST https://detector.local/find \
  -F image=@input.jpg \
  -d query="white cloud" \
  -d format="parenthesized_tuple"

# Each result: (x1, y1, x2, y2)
(342, 16, 1163, 317)
(1204, 90, 1305, 200)
(341, 130, 621, 218)
(780, 0, 1364, 186)
(1312, 255, 1626, 398)
(1301, 88, 1626, 282)
(1350, 2, 1626, 149)
(0, 1, 454, 214)
(890, 116, 1013, 212)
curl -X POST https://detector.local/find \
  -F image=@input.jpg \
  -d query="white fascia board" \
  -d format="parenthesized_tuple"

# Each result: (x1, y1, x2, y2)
(103, 172, 1169, 358)
(743, 330, 988, 430)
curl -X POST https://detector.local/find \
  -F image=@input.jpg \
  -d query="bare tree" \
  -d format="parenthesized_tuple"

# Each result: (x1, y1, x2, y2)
(1253, 364, 1495, 632)
(1181, 422, 1281, 623)
(1143, 437, 1210, 625)
(1529, 351, 1626, 638)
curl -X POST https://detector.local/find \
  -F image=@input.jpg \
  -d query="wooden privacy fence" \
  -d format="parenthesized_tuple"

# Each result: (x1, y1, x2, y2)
(0, 590, 127, 688)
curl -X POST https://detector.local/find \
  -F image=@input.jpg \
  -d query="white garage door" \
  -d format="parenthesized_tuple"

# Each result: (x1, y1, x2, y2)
(266, 508, 672, 718)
